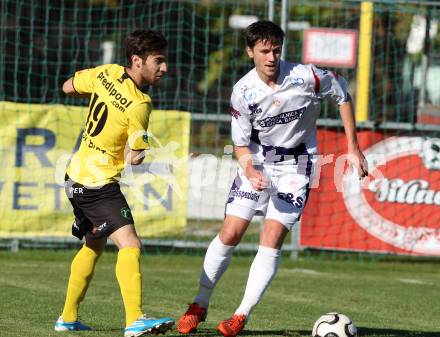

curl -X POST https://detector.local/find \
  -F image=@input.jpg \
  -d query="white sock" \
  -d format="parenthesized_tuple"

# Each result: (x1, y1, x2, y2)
(235, 245, 281, 318)
(194, 235, 235, 308)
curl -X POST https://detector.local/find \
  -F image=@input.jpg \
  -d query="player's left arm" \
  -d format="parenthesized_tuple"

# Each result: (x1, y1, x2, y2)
(312, 65, 368, 178)
(339, 100, 368, 178)
(124, 148, 145, 166)
(126, 102, 152, 166)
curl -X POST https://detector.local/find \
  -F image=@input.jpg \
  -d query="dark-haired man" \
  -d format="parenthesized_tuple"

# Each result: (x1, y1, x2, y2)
(55, 30, 174, 337)
(177, 21, 367, 337)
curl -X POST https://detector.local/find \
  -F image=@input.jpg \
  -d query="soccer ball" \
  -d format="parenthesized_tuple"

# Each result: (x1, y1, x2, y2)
(420, 137, 440, 170)
(312, 312, 357, 337)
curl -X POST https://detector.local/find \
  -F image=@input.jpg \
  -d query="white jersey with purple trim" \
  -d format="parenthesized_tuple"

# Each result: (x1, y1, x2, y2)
(230, 60, 349, 166)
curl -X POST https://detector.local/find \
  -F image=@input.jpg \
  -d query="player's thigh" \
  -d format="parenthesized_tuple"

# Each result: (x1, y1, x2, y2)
(109, 224, 141, 249)
(65, 177, 93, 240)
(266, 172, 311, 231)
(85, 236, 107, 254)
(78, 183, 136, 240)
(224, 168, 269, 239)
(260, 218, 289, 249)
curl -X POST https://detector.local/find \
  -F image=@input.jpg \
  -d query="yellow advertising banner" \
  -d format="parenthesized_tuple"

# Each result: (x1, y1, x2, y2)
(0, 101, 190, 237)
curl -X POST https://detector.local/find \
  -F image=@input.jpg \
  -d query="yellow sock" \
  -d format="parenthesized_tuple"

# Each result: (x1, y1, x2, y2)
(61, 244, 100, 322)
(116, 247, 143, 327)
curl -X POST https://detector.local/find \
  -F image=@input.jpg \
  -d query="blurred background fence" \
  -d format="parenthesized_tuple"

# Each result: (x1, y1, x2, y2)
(0, 0, 439, 257)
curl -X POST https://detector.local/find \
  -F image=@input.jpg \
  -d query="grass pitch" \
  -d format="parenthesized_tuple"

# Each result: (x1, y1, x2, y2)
(0, 250, 439, 337)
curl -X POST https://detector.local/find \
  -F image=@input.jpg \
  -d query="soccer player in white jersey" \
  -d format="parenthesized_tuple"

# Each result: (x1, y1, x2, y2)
(177, 21, 368, 337)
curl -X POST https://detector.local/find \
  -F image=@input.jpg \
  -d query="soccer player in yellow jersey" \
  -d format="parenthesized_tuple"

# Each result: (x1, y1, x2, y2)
(54, 30, 174, 337)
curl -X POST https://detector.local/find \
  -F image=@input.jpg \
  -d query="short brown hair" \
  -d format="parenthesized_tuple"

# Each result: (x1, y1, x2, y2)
(244, 21, 285, 49)
(125, 30, 167, 65)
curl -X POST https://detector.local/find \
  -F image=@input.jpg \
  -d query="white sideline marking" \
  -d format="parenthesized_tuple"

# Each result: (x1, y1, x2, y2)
(398, 278, 431, 285)
(280, 268, 326, 276)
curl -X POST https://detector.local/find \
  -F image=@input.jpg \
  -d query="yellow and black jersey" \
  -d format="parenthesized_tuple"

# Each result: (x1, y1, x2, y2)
(66, 64, 151, 187)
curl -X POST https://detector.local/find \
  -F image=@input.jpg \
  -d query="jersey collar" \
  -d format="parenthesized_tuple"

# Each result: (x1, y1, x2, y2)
(254, 60, 288, 91)
(123, 67, 143, 91)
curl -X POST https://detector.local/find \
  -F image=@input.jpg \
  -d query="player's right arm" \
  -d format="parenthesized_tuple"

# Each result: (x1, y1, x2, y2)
(62, 67, 98, 98)
(62, 77, 75, 94)
(230, 91, 268, 191)
(62, 77, 92, 98)
(234, 146, 268, 191)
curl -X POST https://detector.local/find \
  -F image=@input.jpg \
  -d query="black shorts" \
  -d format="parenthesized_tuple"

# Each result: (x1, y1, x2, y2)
(64, 175, 134, 240)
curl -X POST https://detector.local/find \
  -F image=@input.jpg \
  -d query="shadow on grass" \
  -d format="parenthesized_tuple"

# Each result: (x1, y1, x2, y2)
(165, 327, 440, 337)
(240, 330, 305, 336)
(93, 327, 122, 332)
(166, 329, 219, 336)
(165, 329, 307, 336)
(359, 327, 440, 336)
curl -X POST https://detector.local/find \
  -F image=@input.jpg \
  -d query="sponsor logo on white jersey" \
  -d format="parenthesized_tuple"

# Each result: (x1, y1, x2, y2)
(257, 107, 306, 127)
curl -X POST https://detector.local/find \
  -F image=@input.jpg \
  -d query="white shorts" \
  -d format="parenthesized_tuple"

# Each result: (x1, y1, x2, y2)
(225, 164, 314, 230)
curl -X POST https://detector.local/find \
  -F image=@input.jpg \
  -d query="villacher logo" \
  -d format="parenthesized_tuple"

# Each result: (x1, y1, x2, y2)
(343, 136, 440, 255)
(368, 178, 440, 206)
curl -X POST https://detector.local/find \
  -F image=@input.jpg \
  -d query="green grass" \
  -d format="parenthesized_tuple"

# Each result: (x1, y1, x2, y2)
(0, 250, 439, 337)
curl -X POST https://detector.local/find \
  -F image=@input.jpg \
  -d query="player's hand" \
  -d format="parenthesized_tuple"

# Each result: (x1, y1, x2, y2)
(246, 167, 269, 191)
(348, 146, 368, 178)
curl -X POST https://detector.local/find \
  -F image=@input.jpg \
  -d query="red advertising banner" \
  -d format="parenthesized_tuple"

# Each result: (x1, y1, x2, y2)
(300, 129, 440, 256)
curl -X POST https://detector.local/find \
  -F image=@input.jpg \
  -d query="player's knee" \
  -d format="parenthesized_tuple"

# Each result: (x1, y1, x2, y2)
(219, 229, 242, 246)
(260, 222, 289, 248)
(260, 233, 283, 249)
(109, 224, 142, 249)
(219, 217, 249, 246)
(131, 238, 142, 250)
(117, 236, 142, 250)
(85, 238, 107, 255)
(87, 245, 105, 256)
